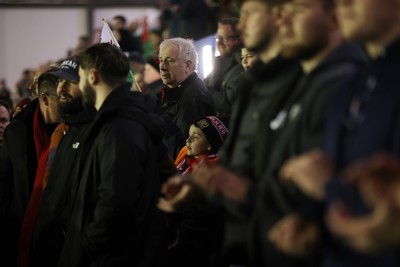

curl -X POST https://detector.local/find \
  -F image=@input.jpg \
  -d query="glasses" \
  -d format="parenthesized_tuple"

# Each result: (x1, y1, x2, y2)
(214, 35, 240, 43)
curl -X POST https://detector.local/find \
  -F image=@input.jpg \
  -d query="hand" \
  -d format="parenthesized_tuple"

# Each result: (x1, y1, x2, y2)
(279, 149, 333, 200)
(326, 200, 400, 253)
(268, 214, 320, 257)
(157, 175, 194, 213)
(325, 153, 400, 252)
(344, 153, 400, 208)
(191, 164, 251, 204)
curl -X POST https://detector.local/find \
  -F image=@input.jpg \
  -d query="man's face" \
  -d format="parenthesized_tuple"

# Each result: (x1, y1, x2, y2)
(238, 1, 276, 55)
(215, 24, 242, 57)
(335, 0, 398, 43)
(57, 78, 83, 115)
(45, 91, 61, 124)
(278, 0, 332, 60)
(159, 43, 191, 88)
(79, 67, 96, 109)
(0, 105, 10, 147)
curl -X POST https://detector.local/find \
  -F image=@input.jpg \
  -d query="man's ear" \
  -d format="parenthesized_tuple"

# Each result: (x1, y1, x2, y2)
(185, 60, 193, 74)
(40, 93, 49, 106)
(89, 69, 100, 85)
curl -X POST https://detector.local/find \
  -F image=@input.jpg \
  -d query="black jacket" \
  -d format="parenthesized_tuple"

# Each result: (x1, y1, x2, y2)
(254, 42, 367, 267)
(31, 108, 96, 267)
(217, 56, 303, 265)
(58, 83, 168, 267)
(160, 72, 215, 138)
(0, 99, 40, 267)
(204, 49, 244, 124)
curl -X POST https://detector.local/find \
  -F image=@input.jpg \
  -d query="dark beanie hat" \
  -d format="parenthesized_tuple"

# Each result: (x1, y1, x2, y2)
(193, 116, 229, 153)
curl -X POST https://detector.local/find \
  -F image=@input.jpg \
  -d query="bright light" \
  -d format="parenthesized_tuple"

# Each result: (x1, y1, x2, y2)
(202, 45, 213, 78)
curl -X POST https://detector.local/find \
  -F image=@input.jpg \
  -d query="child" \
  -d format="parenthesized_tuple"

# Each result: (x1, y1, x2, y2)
(175, 116, 229, 174)
(165, 116, 229, 267)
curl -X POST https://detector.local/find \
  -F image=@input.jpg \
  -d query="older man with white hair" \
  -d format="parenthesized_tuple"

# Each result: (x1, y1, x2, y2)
(159, 38, 215, 144)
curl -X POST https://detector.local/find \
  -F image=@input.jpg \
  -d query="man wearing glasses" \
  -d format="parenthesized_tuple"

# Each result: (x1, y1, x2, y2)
(204, 17, 244, 126)
(0, 68, 61, 267)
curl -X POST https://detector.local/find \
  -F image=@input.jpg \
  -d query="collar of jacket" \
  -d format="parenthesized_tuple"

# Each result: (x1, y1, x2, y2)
(162, 72, 198, 101)
(97, 82, 133, 114)
(62, 108, 97, 127)
(370, 35, 400, 63)
(247, 55, 301, 83)
(308, 42, 367, 78)
(13, 98, 39, 124)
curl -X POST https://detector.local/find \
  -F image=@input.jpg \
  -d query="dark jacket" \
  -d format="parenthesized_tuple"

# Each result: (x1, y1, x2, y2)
(217, 56, 302, 265)
(0, 99, 39, 267)
(204, 49, 244, 124)
(255, 42, 367, 267)
(58, 83, 168, 267)
(160, 72, 215, 139)
(321, 38, 400, 267)
(31, 108, 96, 267)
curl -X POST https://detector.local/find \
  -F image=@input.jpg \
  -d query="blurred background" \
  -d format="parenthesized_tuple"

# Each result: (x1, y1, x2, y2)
(0, 0, 240, 106)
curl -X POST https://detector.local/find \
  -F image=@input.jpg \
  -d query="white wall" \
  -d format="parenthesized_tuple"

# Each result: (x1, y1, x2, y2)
(0, 7, 87, 96)
(0, 6, 162, 100)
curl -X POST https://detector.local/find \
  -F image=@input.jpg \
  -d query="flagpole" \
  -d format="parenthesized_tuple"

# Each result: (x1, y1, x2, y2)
(101, 18, 142, 92)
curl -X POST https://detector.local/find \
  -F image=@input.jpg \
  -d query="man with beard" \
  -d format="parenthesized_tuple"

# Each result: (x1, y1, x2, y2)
(270, 0, 400, 266)
(26, 57, 96, 267)
(159, 0, 300, 265)
(57, 43, 168, 267)
(160, 0, 366, 266)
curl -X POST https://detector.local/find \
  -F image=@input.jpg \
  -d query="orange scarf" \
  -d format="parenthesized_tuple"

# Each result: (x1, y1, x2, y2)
(175, 146, 219, 174)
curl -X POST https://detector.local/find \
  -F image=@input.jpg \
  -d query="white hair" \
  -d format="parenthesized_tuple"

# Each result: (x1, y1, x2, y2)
(160, 37, 198, 71)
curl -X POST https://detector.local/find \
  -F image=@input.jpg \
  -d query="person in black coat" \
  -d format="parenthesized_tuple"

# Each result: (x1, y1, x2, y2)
(275, 0, 400, 266)
(0, 71, 61, 267)
(204, 17, 244, 125)
(57, 43, 168, 267)
(159, 37, 215, 157)
(26, 57, 96, 267)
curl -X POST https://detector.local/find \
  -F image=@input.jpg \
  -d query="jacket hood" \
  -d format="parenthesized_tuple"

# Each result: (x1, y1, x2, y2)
(96, 83, 166, 145)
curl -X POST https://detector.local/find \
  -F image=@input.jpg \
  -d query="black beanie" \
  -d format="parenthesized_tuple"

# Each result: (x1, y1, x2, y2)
(193, 116, 229, 153)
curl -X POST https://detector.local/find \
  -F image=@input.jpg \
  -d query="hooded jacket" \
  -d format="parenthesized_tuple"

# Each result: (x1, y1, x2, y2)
(58, 83, 168, 267)
(255, 42, 367, 267)
(30, 108, 96, 267)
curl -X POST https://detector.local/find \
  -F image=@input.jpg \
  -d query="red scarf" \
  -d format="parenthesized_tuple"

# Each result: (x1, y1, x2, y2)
(17, 109, 65, 267)
(175, 146, 219, 174)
